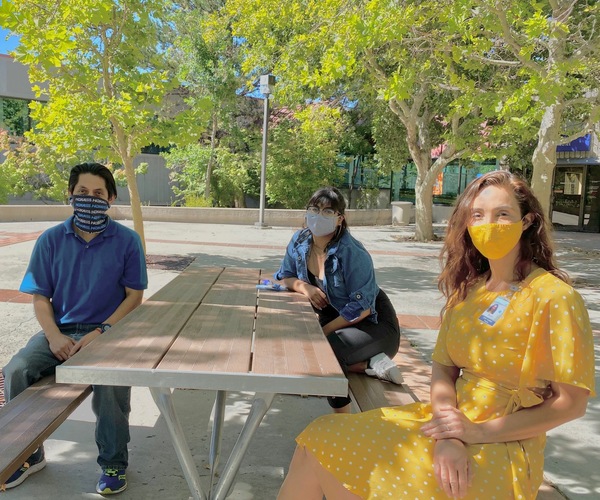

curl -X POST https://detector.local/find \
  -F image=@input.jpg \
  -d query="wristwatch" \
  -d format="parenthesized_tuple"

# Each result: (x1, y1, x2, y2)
(99, 323, 112, 333)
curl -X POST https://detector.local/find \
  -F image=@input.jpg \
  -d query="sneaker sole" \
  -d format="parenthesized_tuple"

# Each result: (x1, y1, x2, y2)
(365, 366, 405, 385)
(96, 482, 128, 495)
(386, 367, 404, 385)
(4, 458, 47, 489)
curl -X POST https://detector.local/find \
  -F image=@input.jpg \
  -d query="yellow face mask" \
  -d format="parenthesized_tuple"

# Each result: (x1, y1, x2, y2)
(467, 220, 523, 260)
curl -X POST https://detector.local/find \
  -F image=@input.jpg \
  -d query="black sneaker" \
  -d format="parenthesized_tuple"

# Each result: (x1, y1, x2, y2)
(3, 446, 46, 489)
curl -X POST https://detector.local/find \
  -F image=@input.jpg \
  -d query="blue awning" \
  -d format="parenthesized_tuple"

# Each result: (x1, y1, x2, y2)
(557, 134, 591, 152)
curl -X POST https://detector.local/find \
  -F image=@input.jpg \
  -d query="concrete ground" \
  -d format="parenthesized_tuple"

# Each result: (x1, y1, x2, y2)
(0, 220, 598, 499)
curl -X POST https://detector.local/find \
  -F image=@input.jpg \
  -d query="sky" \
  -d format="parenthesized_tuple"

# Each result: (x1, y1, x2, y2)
(0, 27, 19, 55)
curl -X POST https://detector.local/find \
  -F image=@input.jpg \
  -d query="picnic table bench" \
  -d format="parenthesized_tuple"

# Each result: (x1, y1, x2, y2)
(348, 371, 418, 411)
(0, 375, 91, 486)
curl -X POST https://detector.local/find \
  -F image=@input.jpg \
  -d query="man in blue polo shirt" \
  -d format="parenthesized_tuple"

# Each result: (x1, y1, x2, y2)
(2, 163, 148, 495)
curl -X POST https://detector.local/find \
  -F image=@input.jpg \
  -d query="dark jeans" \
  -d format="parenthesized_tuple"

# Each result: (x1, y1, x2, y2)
(3, 324, 131, 468)
(319, 290, 401, 408)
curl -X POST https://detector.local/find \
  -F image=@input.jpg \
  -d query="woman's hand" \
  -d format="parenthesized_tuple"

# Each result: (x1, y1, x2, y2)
(282, 278, 329, 310)
(421, 405, 481, 444)
(303, 284, 329, 310)
(433, 439, 472, 498)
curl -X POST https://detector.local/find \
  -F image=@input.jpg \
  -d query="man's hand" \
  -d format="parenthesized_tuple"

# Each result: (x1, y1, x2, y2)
(47, 332, 76, 361)
(433, 439, 472, 498)
(69, 329, 102, 357)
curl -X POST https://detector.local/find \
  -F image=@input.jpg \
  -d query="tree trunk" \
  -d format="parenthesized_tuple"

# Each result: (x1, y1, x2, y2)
(122, 155, 147, 253)
(530, 103, 563, 221)
(414, 171, 434, 241)
(111, 120, 146, 253)
(205, 113, 218, 200)
(413, 157, 450, 241)
(530, 3, 568, 222)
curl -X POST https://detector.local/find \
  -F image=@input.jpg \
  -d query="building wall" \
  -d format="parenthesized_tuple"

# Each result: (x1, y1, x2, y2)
(0, 54, 47, 101)
(114, 154, 176, 206)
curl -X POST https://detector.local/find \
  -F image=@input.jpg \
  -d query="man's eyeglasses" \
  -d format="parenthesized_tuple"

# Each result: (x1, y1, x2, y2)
(306, 206, 339, 218)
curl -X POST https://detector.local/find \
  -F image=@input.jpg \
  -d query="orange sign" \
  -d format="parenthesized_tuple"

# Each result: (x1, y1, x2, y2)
(433, 172, 444, 195)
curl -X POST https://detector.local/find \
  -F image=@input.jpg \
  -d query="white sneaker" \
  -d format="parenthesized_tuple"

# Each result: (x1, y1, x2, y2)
(365, 353, 404, 385)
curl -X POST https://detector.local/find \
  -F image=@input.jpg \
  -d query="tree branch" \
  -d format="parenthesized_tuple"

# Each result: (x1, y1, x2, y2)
(468, 54, 522, 67)
(489, 5, 543, 75)
(559, 109, 600, 144)
(364, 48, 389, 83)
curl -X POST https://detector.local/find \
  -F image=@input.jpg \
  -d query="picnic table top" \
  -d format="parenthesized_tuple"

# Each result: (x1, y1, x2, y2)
(57, 265, 348, 397)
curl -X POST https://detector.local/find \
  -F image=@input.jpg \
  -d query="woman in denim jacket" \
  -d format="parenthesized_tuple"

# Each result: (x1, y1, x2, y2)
(274, 187, 402, 413)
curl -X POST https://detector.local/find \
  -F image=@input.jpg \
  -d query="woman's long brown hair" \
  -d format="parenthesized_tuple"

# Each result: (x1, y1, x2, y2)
(438, 171, 569, 312)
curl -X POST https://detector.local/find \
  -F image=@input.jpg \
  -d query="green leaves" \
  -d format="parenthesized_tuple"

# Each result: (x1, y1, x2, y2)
(3, 0, 209, 206)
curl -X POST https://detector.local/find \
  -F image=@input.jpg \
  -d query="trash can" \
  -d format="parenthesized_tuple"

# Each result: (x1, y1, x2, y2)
(391, 201, 413, 226)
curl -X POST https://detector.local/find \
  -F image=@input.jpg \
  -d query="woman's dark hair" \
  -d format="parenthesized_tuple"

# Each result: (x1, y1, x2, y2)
(438, 170, 568, 310)
(68, 163, 118, 199)
(306, 186, 348, 247)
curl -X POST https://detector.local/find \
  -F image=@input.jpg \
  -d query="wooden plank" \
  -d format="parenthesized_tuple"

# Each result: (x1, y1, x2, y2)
(157, 268, 260, 373)
(0, 376, 91, 484)
(252, 287, 344, 380)
(157, 304, 254, 373)
(60, 267, 224, 372)
(347, 372, 417, 412)
(202, 267, 260, 307)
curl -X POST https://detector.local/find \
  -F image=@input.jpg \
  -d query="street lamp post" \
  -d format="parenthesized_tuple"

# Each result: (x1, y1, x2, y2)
(256, 74, 275, 228)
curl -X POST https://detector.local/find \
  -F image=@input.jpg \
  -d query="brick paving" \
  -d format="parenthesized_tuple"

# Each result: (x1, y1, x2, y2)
(0, 231, 42, 247)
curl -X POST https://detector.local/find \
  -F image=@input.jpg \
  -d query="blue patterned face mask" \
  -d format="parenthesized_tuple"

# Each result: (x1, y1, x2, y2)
(70, 195, 110, 234)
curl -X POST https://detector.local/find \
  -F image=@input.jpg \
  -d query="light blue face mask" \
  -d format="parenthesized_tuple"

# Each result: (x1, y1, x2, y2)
(70, 194, 111, 234)
(306, 213, 338, 237)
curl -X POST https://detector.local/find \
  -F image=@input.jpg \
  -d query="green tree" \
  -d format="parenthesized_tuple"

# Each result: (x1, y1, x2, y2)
(162, 142, 254, 207)
(162, 143, 213, 205)
(212, 147, 254, 207)
(450, 0, 600, 216)
(224, 0, 506, 241)
(267, 104, 345, 208)
(1, 98, 29, 136)
(0, 0, 210, 249)
(170, 0, 249, 201)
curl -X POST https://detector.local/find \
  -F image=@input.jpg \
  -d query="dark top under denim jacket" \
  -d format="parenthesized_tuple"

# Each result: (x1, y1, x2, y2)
(274, 228, 379, 323)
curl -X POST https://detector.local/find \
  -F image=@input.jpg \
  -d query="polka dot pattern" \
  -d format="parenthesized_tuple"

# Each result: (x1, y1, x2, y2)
(296, 268, 595, 499)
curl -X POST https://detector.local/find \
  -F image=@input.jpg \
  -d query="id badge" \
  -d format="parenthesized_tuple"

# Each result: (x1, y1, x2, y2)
(479, 296, 510, 326)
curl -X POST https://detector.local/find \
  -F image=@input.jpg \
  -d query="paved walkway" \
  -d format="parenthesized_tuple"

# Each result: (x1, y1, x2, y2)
(0, 220, 598, 499)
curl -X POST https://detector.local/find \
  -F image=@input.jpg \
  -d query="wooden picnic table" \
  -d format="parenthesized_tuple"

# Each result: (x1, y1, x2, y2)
(56, 264, 347, 500)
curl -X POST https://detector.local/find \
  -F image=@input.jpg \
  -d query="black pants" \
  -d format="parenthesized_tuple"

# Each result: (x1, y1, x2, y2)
(319, 289, 401, 408)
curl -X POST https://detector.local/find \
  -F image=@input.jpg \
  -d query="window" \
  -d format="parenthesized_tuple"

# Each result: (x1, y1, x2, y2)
(564, 172, 583, 195)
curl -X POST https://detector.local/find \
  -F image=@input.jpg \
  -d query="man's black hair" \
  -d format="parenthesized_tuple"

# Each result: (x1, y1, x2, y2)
(68, 163, 118, 199)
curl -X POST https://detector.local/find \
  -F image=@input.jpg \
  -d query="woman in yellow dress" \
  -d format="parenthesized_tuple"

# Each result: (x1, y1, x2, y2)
(277, 171, 595, 499)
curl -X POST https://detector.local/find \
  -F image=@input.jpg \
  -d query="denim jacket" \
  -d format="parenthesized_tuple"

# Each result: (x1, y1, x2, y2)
(274, 228, 380, 323)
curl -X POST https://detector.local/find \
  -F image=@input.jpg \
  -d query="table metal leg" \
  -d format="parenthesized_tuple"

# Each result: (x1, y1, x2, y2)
(208, 390, 227, 495)
(211, 392, 276, 500)
(150, 387, 207, 500)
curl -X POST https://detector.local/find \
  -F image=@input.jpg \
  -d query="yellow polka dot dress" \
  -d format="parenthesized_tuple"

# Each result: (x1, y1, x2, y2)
(296, 268, 595, 499)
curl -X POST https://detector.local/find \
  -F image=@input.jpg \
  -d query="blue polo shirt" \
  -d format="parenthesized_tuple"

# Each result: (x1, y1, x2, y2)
(19, 216, 148, 325)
